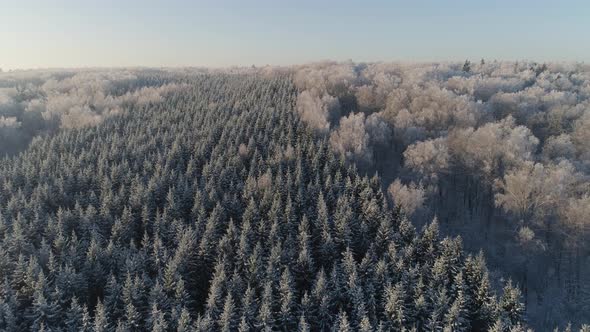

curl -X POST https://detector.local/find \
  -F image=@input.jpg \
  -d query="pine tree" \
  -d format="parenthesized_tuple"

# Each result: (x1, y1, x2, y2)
(334, 197, 353, 251)
(238, 315, 250, 332)
(93, 299, 109, 332)
(425, 287, 448, 332)
(256, 283, 275, 330)
(444, 291, 469, 331)
(474, 271, 498, 329)
(359, 315, 372, 332)
(219, 293, 237, 332)
(195, 312, 214, 332)
(375, 215, 393, 256)
(205, 262, 226, 320)
(246, 243, 264, 288)
(173, 277, 191, 312)
(124, 301, 141, 332)
(335, 310, 351, 332)
(65, 297, 85, 332)
(278, 268, 295, 330)
(294, 216, 315, 291)
(508, 323, 527, 332)
(149, 281, 170, 316)
(82, 304, 92, 332)
(444, 271, 470, 331)
(0, 296, 17, 332)
(313, 269, 333, 330)
(176, 307, 193, 332)
(240, 285, 257, 329)
(499, 281, 525, 328)
(317, 192, 336, 267)
(26, 274, 59, 332)
(148, 303, 168, 332)
(384, 282, 406, 329)
(488, 318, 504, 332)
(463, 60, 471, 72)
(299, 292, 313, 324)
(114, 320, 126, 332)
(412, 277, 429, 330)
(298, 314, 310, 332)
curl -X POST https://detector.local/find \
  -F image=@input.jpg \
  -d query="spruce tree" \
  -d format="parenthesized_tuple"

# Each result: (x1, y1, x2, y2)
(219, 293, 237, 332)
(384, 282, 406, 330)
(336, 310, 351, 332)
(298, 314, 310, 332)
(176, 307, 193, 332)
(93, 299, 109, 332)
(65, 297, 86, 332)
(278, 268, 295, 330)
(499, 281, 525, 328)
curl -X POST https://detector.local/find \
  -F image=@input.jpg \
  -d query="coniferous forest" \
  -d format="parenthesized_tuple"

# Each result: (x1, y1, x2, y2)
(0, 65, 588, 331)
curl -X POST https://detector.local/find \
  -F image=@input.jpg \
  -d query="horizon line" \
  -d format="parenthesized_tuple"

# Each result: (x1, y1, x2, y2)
(2, 58, 588, 72)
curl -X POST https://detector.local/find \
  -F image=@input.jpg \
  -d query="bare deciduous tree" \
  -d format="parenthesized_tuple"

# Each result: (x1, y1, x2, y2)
(388, 179, 425, 217)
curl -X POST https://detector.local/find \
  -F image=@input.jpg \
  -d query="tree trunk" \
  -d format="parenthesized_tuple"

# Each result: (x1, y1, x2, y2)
(522, 257, 529, 308)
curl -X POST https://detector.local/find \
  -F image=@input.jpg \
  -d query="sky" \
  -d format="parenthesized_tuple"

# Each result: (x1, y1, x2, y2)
(1, 0, 589, 69)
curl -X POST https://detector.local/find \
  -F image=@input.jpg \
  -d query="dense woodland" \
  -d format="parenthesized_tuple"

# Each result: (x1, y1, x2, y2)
(292, 61, 590, 329)
(0, 64, 588, 331)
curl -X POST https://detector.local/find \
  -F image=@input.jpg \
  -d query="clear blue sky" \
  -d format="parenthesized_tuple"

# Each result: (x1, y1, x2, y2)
(1, 0, 589, 69)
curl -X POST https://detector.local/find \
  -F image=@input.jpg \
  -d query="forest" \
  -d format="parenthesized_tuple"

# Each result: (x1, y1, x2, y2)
(0, 62, 588, 331)
(291, 61, 590, 329)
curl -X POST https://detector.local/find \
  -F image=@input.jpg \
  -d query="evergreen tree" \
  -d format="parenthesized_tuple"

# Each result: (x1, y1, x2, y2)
(334, 197, 353, 251)
(278, 268, 296, 330)
(359, 315, 373, 332)
(26, 276, 59, 331)
(463, 60, 472, 72)
(148, 303, 168, 332)
(298, 314, 310, 332)
(294, 216, 315, 291)
(238, 315, 250, 332)
(256, 283, 275, 330)
(444, 271, 471, 331)
(219, 293, 237, 332)
(313, 269, 333, 330)
(499, 281, 525, 329)
(124, 300, 141, 332)
(335, 310, 351, 332)
(240, 285, 257, 329)
(176, 307, 193, 332)
(317, 192, 336, 267)
(384, 282, 406, 329)
(93, 299, 109, 332)
(65, 297, 86, 332)
(444, 290, 469, 331)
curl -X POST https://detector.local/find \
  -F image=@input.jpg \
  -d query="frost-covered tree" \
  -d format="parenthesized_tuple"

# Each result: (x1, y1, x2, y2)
(0, 68, 538, 331)
(388, 179, 425, 218)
